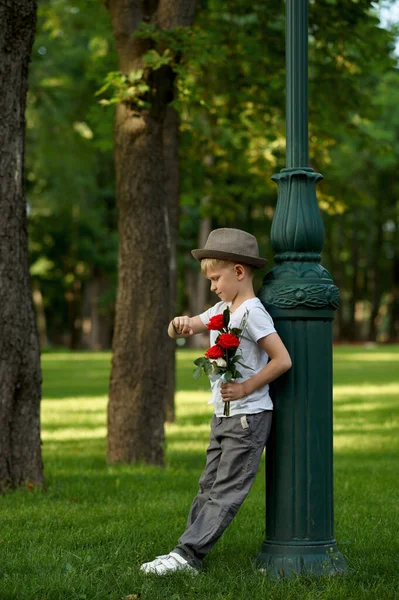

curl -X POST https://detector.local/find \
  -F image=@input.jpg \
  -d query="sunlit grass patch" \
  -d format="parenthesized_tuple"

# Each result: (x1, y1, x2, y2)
(334, 383, 399, 399)
(334, 351, 399, 362)
(1, 345, 397, 600)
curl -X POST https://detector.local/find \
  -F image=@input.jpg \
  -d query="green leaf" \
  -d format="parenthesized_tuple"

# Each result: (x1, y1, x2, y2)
(231, 327, 242, 336)
(224, 370, 233, 381)
(194, 357, 206, 366)
(193, 366, 202, 380)
(231, 354, 242, 363)
(204, 361, 213, 375)
(143, 49, 173, 70)
(236, 360, 254, 371)
(223, 308, 230, 328)
(127, 69, 144, 82)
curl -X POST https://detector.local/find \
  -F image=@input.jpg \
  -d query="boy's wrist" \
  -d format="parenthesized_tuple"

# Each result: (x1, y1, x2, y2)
(169, 317, 192, 338)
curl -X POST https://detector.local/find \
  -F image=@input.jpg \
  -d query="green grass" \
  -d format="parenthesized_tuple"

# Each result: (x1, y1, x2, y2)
(1, 346, 399, 600)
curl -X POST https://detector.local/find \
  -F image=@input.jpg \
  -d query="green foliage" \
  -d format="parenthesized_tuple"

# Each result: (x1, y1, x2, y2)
(96, 21, 222, 111)
(26, 0, 399, 343)
(26, 0, 118, 342)
(95, 69, 151, 108)
(222, 307, 230, 329)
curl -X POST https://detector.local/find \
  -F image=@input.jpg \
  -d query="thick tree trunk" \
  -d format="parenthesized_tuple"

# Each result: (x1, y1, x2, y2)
(107, 0, 197, 464)
(0, 0, 43, 489)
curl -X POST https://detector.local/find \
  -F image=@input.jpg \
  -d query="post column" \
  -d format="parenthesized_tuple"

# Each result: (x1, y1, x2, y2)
(255, 0, 347, 577)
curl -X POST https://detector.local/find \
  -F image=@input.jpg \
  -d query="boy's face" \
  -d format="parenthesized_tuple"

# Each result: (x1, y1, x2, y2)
(205, 264, 244, 303)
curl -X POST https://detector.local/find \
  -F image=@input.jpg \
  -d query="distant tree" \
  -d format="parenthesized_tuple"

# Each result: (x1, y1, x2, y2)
(0, 0, 44, 489)
(26, 0, 118, 349)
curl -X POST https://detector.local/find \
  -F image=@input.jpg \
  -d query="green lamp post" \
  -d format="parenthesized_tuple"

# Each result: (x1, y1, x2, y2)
(256, 0, 347, 577)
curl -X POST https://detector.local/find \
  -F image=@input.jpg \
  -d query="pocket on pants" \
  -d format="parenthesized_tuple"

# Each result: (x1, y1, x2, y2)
(245, 412, 272, 446)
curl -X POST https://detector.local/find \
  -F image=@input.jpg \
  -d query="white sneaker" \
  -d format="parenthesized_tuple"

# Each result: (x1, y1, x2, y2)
(140, 552, 198, 575)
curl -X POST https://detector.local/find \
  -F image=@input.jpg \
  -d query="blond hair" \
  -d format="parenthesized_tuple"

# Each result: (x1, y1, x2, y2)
(200, 258, 253, 276)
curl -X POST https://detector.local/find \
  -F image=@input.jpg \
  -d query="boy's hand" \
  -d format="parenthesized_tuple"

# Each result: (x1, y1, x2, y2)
(220, 382, 246, 402)
(171, 316, 194, 337)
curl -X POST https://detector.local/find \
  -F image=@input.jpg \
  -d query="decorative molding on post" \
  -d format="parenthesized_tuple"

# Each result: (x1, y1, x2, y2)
(262, 283, 340, 310)
(270, 168, 323, 256)
(262, 168, 340, 313)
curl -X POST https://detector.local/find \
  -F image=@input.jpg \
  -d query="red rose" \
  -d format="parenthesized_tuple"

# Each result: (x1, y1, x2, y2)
(218, 333, 240, 349)
(206, 314, 225, 331)
(205, 345, 225, 359)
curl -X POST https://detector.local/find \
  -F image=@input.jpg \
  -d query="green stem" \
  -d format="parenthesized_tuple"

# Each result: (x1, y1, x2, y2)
(224, 348, 230, 416)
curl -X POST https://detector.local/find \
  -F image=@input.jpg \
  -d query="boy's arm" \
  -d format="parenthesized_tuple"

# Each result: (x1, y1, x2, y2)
(168, 315, 208, 339)
(221, 332, 292, 401)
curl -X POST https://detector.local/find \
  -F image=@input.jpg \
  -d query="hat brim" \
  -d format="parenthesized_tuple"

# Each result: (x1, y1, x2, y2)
(191, 249, 268, 269)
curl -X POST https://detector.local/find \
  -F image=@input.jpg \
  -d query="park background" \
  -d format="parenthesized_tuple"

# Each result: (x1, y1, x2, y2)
(27, 0, 399, 349)
(1, 1, 399, 599)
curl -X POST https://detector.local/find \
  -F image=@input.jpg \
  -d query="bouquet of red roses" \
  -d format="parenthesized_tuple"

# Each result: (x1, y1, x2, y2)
(193, 307, 251, 416)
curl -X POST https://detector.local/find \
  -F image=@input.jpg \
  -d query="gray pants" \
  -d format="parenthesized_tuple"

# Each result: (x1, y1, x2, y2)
(173, 411, 272, 569)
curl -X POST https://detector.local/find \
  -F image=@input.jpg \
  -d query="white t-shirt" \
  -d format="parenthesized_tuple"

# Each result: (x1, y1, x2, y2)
(199, 297, 276, 417)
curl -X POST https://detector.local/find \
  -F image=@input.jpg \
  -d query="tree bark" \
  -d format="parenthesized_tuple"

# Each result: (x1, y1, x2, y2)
(107, 0, 197, 464)
(0, 0, 44, 489)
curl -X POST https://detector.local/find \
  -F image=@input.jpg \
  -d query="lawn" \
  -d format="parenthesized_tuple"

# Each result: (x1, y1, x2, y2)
(0, 346, 398, 600)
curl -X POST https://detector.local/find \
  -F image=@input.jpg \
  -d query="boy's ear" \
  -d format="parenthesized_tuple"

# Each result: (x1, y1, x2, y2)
(234, 264, 245, 279)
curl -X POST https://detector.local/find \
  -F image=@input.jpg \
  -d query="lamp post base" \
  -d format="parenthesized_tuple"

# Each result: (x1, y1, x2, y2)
(255, 540, 348, 578)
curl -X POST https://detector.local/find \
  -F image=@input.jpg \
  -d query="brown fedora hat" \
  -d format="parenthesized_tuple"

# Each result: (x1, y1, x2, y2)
(191, 228, 268, 269)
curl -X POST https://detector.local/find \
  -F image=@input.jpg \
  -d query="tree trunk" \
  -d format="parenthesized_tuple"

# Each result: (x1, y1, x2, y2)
(348, 229, 359, 341)
(81, 271, 112, 350)
(0, 0, 44, 490)
(87, 274, 102, 350)
(107, 0, 197, 464)
(66, 278, 83, 350)
(32, 279, 48, 348)
(388, 256, 399, 342)
(368, 212, 383, 341)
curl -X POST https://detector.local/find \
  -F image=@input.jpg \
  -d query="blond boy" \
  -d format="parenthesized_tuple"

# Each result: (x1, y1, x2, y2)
(141, 228, 291, 575)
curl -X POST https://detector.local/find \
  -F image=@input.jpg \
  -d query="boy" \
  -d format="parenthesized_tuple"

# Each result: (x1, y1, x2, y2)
(140, 228, 292, 575)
